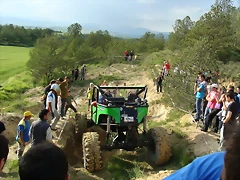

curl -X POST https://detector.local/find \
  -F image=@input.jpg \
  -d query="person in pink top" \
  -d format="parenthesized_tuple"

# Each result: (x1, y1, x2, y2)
(201, 84, 221, 132)
(203, 84, 220, 123)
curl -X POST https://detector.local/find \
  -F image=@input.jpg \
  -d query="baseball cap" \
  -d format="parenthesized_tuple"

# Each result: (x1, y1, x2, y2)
(211, 84, 218, 89)
(24, 111, 34, 117)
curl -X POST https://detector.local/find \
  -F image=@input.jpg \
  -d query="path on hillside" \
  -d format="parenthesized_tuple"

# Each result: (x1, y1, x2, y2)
(1, 63, 221, 180)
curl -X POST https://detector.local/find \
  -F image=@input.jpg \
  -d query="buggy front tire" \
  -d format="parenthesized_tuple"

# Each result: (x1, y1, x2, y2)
(147, 127, 171, 165)
(82, 132, 102, 172)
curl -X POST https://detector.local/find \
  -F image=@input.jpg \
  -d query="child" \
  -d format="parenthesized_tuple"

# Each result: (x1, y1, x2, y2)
(65, 90, 77, 114)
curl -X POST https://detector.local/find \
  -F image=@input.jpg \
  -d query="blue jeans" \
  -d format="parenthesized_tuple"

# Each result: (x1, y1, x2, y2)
(195, 98, 202, 120)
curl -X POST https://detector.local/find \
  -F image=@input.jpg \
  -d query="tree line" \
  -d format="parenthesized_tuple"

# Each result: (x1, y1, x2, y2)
(26, 23, 166, 83)
(0, 24, 57, 46)
(162, 0, 240, 111)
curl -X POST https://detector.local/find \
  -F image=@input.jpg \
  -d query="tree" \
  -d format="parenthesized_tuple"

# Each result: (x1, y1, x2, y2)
(67, 23, 82, 37)
(26, 35, 63, 83)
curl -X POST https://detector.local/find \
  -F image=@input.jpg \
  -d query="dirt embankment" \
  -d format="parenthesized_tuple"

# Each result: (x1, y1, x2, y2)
(1, 64, 221, 179)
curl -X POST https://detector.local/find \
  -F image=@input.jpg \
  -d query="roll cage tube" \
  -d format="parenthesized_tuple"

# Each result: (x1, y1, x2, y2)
(91, 85, 148, 102)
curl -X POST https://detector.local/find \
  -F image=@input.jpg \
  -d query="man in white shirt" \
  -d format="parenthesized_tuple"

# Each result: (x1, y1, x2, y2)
(46, 84, 60, 131)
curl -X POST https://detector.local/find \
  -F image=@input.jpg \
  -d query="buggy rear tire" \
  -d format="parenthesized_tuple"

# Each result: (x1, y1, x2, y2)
(82, 132, 102, 172)
(75, 112, 87, 135)
(147, 127, 171, 165)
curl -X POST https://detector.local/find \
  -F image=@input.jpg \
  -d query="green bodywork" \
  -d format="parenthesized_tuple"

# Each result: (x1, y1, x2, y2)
(91, 104, 148, 124)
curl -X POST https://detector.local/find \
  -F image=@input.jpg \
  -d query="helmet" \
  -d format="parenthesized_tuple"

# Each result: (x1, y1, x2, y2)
(50, 84, 60, 92)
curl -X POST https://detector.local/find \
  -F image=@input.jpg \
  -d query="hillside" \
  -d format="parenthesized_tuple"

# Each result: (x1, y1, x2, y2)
(1, 62, 221, 180)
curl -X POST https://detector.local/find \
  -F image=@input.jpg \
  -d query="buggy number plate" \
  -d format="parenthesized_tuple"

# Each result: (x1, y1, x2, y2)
(124, 116, 134, 122)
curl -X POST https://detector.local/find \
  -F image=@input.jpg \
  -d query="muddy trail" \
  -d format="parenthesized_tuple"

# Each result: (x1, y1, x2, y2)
(1, 63, 220, 180)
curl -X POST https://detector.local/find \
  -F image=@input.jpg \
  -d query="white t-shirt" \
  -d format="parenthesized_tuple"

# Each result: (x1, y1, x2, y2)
(46, 91, 56, 111)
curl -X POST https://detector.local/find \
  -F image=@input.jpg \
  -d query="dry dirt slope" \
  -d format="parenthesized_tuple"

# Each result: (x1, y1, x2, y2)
(1, 63, 220, 180)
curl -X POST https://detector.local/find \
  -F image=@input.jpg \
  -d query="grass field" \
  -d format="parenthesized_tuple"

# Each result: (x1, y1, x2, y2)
(0, 46, 34, 111)
(0, 46, 31, 84)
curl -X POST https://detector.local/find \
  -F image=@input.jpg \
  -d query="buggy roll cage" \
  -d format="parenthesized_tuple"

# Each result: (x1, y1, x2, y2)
(92, 85, 148, 102)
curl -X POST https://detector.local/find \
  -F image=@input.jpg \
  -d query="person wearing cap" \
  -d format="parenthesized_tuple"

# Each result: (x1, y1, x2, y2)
(16, 111, 33, 161)
(46, 84, 60, 131)
(203, 84, 220, 124)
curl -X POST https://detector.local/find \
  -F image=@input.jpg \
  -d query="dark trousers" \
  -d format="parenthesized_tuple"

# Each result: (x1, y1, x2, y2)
(65, 104, 77, 113)
(202, 99, 208, 119)
(61, 98, 67, 117)
(203, 108, 221, 131)
(157, 83, 162, 93)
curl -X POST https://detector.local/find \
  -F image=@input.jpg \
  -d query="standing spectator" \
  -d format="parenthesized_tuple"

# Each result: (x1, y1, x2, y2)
(129, 50, 134, 61)
(41, 79, 56, 108)
(80, 65, 87, 81)
(201, 86, 223, 132)
(165, 61, 170, 76)
(59, 76, 70, 119)
(236, 85, 240, 118)
(65, 90, 77, 114)
(75, 66, 79, 81)
(46, 84, 60, 131)
(19, 142, 69, 180)
(156, 73, 163, 93)
(203, 84, 220, 123)
(124, 50, 129, 61)
(71, 68, 75, 82)
(16, 111, 33, 161)
(219, 91, 238, 151)
(194, 74, 207, 122)
(0, 121, 6, 135)
(87, 83, 94, 111)
(29, 109, 53, 147)
(0, 134, 9, 174)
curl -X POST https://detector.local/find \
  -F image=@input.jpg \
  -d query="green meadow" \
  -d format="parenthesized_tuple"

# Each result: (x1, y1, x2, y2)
(0, 46, 34, 111)
(0, 46, 31, 84)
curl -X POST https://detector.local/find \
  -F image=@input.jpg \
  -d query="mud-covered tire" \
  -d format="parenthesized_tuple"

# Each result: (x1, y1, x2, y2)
(75, 112, 87, 135)
(147, 127, 171, 165)
(82, 132, 102, 172)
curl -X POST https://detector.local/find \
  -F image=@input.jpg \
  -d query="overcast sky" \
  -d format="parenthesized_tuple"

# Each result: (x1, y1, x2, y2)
(0, 0, 239, 32)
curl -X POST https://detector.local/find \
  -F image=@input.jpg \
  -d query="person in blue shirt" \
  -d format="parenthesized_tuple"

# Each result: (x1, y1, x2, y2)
(164, 125, 240, 180)
(195, 74, 207, 122)
(16, 111, 33, 161)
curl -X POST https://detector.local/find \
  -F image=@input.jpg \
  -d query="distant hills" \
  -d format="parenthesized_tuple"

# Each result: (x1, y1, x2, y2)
(0, 16, 170, 39)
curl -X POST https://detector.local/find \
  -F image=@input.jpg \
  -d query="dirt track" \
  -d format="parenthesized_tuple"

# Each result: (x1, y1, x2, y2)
(1, 63, 220, 179)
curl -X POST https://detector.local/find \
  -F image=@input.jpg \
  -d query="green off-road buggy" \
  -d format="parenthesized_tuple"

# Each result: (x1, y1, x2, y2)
(75, 84, 171, 172)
